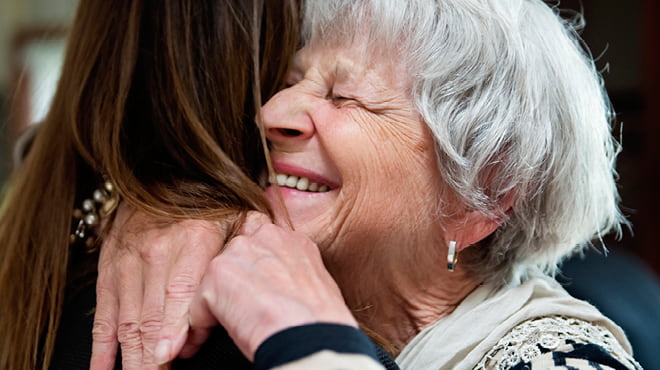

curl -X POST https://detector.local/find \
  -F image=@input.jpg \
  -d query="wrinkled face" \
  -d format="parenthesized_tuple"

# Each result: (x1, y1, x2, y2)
(262, 41, 445, 259)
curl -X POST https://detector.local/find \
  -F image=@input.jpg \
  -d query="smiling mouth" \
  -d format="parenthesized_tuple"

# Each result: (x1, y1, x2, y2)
(270, 173, 331, 193)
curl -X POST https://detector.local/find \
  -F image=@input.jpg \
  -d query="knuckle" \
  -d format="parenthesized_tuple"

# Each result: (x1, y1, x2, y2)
(138, 242, 169, 264)
(117, 321, 141, 346)
(207, 256, 231, 279)
(95, 283, 116, 298)
(139, 316, 162, 340)
(259, 223, 279, 234)
(183, 219, 216, 232)
(246, 211, 271, 225)
(165, 274, 198, 301)
(223, 236, 247, 254)
(229, 234, 248, 245)
(140, 310, 162, 328)
(206, 255, 223, 271)
(92, 318, 117, 343)
(291, 230, 315, 248)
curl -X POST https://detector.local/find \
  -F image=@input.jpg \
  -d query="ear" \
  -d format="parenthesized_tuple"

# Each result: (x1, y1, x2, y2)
(444, 191, 515, 252)
(444, 211, 504, 252)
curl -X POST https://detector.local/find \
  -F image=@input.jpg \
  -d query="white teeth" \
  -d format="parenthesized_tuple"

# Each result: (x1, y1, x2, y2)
(285, 176, 298, 188)
(296, 177, 309, 190)
(271, 173, 331, 193)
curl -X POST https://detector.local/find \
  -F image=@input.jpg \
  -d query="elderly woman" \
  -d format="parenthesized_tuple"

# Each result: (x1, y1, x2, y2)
(92, 0, 641, 369)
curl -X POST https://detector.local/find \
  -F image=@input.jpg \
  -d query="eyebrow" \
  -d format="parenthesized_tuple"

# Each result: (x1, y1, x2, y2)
(334, 59, 359, 84)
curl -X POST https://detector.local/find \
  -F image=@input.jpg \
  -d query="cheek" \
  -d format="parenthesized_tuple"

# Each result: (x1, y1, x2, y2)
(342, 109, 435, 187)
(328, 110, 442, 238)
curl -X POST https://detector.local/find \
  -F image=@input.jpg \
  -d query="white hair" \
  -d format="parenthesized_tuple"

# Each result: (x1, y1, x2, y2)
(302, 0, 626, 285)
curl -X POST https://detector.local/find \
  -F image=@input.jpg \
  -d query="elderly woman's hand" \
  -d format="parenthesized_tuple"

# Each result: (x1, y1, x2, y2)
(90, 204, 226, 370)
(154, 212, 358, 363)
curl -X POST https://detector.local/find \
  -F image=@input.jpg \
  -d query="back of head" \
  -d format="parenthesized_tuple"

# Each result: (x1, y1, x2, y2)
(302, 0, 624, 284)
(0, 0, 299, 369)
(70, 0, 298, 218)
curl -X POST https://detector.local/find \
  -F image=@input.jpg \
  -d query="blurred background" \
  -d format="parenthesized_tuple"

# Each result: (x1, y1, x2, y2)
(0, 0, 658, 366)
(0, 0, 76, 181)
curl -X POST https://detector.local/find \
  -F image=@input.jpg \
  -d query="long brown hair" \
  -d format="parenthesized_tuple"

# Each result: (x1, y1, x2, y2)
(0, 0, 299, 369)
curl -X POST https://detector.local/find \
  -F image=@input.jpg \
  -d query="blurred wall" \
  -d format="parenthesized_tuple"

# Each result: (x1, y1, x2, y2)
(0, 0, 77, 182)
(580, 0, 644, 93)
(0, 0, 77, 90)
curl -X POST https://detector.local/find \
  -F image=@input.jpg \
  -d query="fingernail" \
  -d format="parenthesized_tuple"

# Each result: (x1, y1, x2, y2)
(154, 339, 171, 365)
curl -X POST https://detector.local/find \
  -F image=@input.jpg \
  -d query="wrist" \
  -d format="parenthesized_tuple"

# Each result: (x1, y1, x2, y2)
(254, 323, 379, 369)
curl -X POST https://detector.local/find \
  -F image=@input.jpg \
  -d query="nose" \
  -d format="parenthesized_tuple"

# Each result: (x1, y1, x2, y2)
(262, 86, 316, 147)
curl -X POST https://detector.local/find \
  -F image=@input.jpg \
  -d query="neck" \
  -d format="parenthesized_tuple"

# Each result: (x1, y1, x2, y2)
(324, 242, 481, 355)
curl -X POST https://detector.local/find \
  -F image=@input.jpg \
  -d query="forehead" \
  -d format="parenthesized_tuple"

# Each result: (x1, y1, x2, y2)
(294, 39, 412, 92)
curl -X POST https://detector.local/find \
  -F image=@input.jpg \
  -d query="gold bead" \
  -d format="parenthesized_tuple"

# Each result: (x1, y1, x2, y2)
(73, 209, 83, 218)
(82, 199, 95, 212)
(93, 189, 107, 202)
(84, 213, 98, 226)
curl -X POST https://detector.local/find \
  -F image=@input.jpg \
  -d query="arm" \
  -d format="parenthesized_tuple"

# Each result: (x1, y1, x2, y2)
(176, 213, 384, 370)
(90, 207, 391, 369)
(254, 324, 384, 370)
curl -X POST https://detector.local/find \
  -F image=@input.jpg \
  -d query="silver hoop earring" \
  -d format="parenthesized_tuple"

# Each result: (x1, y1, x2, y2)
(447, 241, 459, 272)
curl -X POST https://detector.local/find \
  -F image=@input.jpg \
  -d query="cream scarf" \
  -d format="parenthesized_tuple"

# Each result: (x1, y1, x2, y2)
(396, 276, 637, 369)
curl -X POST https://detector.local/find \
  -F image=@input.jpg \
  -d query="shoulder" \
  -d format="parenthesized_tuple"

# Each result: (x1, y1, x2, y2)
(476, 316, 641, 370)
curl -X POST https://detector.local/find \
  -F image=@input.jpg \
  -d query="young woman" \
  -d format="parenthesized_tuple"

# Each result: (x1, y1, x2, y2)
(0, 0, 299, 368)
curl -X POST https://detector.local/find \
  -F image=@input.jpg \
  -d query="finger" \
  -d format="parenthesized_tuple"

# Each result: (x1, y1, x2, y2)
(239, 212, 272, 235)
(177, 270, 223, 360)
(178, 324, 212, 359)
(182, 301, 218, 359)
(90, 247, 120, 370)
(159, 289, 216, 362)
(153, 222, 224, 364)
(139, 248, 169, 368)
(153, 264, 205, 363)
(116, 253, 145, 369)
(154, 315, 193, 363)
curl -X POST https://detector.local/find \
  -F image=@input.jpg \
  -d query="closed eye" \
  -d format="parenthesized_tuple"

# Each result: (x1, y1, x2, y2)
(331, 95, 350, 102)
(327, 87, 357, 107)
(331, 95, 359, 109)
